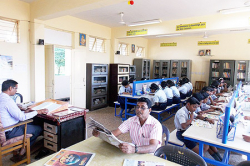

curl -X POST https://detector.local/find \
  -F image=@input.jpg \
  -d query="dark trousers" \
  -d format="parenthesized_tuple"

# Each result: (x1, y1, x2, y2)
(6, 123, 43, 146)
(180, 93, 186, 99)
(117, 96, 135, 109)
(151, 103, 167, 111)
(167, 99, 173, 106)
(187, 91, 192, 97)
(173, 97, 181, 104)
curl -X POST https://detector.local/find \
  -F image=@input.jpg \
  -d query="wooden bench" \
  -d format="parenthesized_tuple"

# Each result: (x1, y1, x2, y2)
(150, 104, 180, 123)
(168, 129, 185, 147)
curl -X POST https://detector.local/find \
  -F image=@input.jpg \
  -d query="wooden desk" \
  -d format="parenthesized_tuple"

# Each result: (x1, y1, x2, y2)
(34, 109, 86, 152)
(27, 137, 180, 166)
(183, 121, 250, 166)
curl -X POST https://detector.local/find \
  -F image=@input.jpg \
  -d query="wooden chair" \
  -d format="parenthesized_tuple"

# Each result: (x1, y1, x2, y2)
(194, 81, 206, 93)
(0, 118, 33, 166)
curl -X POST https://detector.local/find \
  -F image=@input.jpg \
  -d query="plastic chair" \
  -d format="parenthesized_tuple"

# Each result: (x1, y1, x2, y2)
(162, 124, 170, 145)
(154, 145, 207, 166)
(236, 161, 250, 166)
(194, 81, 206, 93)
(13, 93, 23, 103)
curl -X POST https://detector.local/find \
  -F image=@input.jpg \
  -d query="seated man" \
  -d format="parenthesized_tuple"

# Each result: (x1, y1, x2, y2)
(93, 97, 162, 154)
(0, 80, 48, 160)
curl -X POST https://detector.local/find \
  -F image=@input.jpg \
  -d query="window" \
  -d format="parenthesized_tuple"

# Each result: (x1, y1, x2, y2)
(136, 46, 145, 57)
(118, 43, 129, 56)
(89, 36, 106, 53)
(0, 17, 19, 43)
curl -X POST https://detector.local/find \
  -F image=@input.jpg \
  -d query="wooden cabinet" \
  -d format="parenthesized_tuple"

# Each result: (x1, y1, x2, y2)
(129, 65, 136, 80)
(209, 60, 235, 86)
(109, 64, 129, 106)
(86, 63, 108, 111)
(153, 60, 170, 79)
(133, 58, 150, 80)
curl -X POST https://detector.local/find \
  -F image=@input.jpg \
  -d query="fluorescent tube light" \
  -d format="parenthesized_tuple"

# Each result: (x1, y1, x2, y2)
(127, 19, 162, 27)
(156, 34, 182, 37)
(219, 7, 250, 14)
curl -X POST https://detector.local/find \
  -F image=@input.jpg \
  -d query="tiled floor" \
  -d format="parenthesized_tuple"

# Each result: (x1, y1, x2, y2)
(3, 106, 246, 165)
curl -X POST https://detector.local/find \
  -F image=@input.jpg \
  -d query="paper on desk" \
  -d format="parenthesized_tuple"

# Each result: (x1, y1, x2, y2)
(123, 159, 165, 166)
(192, 119, 213, 129)
(32, 102, 61, 112)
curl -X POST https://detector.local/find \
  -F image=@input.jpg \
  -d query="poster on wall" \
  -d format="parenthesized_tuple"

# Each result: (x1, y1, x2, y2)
(0, 55, 13, 87)
(248, 39, 250, 44)
(131, 44, 135, 53)
(160, 42, 177, 47)
(79, 33, 86, 46)
(127, 29, 148, 36)
(176, 22, 206, 31)
(198, 41, 219, 46)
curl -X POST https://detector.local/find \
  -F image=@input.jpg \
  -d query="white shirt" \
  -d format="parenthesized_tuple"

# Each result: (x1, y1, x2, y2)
(0, 93, 37, 131)
(119, 115, 162, 151)
(174, 106, 197, 130)
(195, 107, 202, 114)
(163, 87, 173, 99)
(153, 90, 167, 103)
(183, 83, 191, 92)
(178, 86, 188, 94)
(188, 82, 193, 91)
(200, 103, 210, 111)
(170, 86, 180, 98)
(118, 86, 132, 95)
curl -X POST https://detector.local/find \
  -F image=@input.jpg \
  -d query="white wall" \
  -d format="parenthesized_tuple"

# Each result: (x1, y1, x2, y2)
(0, 0, 31, 101)
(113, 37, 148, 65)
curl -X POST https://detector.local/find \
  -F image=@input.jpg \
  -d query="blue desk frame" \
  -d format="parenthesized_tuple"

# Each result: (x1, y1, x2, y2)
(120, 77, 179, 121)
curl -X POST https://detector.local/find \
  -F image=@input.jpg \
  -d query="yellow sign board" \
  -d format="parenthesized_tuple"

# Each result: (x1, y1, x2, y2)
(176, 22, 206, 31)
(126, 29, 148, 36)
(160, 42, 177, 47)
(198, 41, 219, 46)
(248, 39, 250, 44)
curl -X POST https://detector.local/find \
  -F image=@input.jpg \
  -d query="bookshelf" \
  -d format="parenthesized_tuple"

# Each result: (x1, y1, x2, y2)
(153, 60, 170, 79)
(234, 60, 250, 85)
(170, 60, 191, 80)
(209, 60, 235, 86)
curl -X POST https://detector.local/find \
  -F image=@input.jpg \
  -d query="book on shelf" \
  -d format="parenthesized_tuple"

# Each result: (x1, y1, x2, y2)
(29, 99, 68, 114)
(44, 149, 95, 166)
(123, 159, 165, 166)
(88, 118, 133, 148)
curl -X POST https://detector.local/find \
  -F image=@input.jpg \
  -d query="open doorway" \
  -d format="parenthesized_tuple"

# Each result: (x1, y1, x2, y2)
(45, 45, 71, 103)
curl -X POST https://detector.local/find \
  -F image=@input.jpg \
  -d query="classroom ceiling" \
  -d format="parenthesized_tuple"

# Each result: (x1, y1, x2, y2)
(20, 0, 249, 28)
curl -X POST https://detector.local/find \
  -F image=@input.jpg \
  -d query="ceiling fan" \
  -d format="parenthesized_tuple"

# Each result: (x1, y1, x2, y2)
(119, 12, 126, 25)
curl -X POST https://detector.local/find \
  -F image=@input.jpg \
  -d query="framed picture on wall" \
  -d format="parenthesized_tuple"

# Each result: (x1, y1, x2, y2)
(79, 33, 86, 46)
(131, 44, 135, 53)
(205, 49, 211, 56)
(198, 49, 205, 56)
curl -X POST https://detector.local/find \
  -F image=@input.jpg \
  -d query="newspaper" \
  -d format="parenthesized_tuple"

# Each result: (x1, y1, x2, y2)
(88, 117, 132, 147)
(123, 159, 165, 166)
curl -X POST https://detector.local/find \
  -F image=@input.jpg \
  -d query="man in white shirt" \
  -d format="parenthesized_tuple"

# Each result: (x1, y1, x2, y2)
(0, 80, 48, 159)
(93, 97, 162, 154)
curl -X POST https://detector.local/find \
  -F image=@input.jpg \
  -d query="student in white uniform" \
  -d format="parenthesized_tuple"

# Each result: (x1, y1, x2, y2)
(200, 91, 223, 113)
(182, 77, 192, 97)
(161, 81, 173, 106)
(166, 80, 180, 104)
(174, 97, 222, 161)
(149, 83, 167, 110)
(218, 78, 228, 93)
(192, 93, 203, 114)
(118, 80, 134, 111)
(178, 80, 188, 99)
(201, 86, 216, 105)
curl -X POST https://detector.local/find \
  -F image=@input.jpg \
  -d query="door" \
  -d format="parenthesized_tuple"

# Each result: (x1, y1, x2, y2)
(45, 45, 71, 100)
(71, 50, 86, 108)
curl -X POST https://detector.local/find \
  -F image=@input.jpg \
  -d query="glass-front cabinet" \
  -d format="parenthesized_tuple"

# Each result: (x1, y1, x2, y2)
(118, 75, 129, 84)
(209, 60, 235, 86)
(180, 60, 191, 80)
(170, 60, 179, 78)
(118, 65, 129, 74)
(133, 58, 151, 80)
(86, 63, 108, 111)
(92, 64, 108, 75)
(92, 85, 107, 97)
(161, 60, 170, 78)
(153, 60, 160, 79)
(129, 65, 136, 80)
(234, 60, 250, 85)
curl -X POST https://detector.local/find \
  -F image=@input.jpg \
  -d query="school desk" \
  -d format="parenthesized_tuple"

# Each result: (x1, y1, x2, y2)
(27, 136, 180, 166)
(182, 120, 250, 166)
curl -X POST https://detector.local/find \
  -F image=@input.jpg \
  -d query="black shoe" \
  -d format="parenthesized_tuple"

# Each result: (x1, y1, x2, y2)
(35, 149, 50, 160)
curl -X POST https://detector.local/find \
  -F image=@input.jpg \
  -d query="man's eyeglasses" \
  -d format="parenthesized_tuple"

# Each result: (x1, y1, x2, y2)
(135, 105, 148, 110)
(12, 87, 18, 90)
